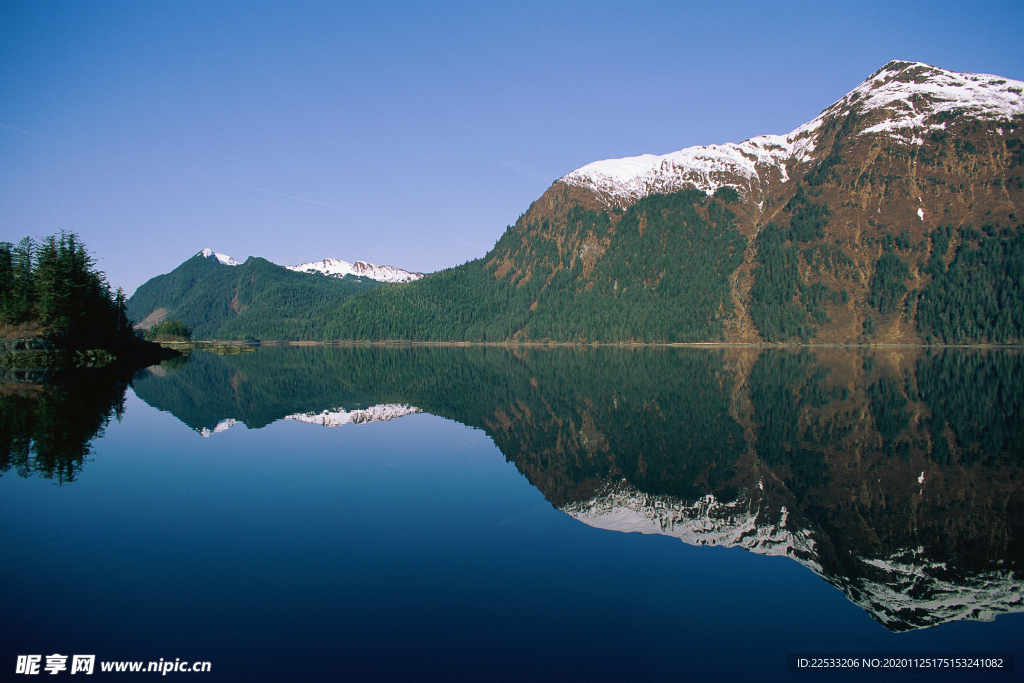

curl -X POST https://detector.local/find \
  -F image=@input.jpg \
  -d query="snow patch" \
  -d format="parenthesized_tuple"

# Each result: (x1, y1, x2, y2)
(199, 249, 240, 266)
(848, 62, 1023, 141)
(284, 404, 421, 427)
(562, 478, 821, 571)
(561, 132, 806, 207)
(286, 258, 423, 284)
(199, 419, 240, 437)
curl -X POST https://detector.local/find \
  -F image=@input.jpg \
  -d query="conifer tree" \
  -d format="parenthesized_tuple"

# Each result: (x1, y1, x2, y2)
(0, 231, 134, 343)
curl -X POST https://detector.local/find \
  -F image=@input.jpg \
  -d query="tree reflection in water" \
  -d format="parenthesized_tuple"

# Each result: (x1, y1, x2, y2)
(0, 367, 131, 483)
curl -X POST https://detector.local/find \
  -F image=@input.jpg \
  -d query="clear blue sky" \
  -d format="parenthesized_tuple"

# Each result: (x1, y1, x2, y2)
(2, 0, 1023, 294)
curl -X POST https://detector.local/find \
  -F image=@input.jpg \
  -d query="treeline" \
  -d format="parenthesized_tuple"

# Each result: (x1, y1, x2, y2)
(0, 232, 132, 344)
(747, 181, 1024, 344)
(321, 207, 1024, 345)
(144, 320, 191, 342)
(520, 190, 746, 342)
(125, 190, 1024, 345)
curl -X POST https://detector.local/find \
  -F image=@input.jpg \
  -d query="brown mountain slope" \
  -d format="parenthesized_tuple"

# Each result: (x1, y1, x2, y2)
(486, 61, 1023, 344)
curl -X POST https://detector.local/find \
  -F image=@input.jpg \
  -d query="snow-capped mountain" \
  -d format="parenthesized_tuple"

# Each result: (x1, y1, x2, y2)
(561, 124, 814, 208)
(561, 61, 1024, 208)
(199, 248, 241, 266)
(145, 60, 1022, 345)
(197, 249, 422, 284)
(285, 258, 423, 283)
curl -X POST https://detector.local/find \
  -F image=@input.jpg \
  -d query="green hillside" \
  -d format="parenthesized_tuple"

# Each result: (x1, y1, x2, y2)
(324, 189, 747, 342)
(127, 254, 382, 340)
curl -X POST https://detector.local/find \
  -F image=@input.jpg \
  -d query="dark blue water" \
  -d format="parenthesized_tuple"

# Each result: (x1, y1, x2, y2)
(2, 347, 1022, 681)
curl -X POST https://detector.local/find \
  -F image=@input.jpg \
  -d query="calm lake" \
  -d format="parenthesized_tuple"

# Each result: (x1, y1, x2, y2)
(2, 346, 1022, 681)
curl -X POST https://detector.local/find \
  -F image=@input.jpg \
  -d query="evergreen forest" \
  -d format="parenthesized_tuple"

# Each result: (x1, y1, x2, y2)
(126, 255, 382, 340)
(324, 190, 748, 342)
(0, 232, 133, 346)
(125, 194, 1024, 345)
(915, 225, 1024, 343)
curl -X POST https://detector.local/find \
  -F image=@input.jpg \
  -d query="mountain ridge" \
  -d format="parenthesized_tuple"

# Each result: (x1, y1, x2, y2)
(197, 248, 423, 284)
(137, 60, 1023, 344)
(285, 257, 423, 283)
(560, 60, 1023, 210)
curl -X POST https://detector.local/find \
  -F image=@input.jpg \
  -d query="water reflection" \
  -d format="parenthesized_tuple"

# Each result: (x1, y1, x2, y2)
(5, 345, 1023, 631)
(0, 366, 131, 483)
(130, 348, 392, 433)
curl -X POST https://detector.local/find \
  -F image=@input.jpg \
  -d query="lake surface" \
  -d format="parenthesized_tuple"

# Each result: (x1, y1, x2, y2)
(2, 346, 1022, 681)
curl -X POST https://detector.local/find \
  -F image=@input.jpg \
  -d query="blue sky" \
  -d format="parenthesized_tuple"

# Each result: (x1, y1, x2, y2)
(2, 0, 1023, 294)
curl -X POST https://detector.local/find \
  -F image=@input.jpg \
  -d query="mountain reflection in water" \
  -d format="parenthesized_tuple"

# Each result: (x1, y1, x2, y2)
(4, 345, 1022, 632)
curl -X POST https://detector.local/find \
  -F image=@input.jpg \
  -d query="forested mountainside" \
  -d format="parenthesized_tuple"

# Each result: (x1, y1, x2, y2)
(325, 189, 748, 341)
(326, 61, 1023, 344)
(126, 253, 381, 341)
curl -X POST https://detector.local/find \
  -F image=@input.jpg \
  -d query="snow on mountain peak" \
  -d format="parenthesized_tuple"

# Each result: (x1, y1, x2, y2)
(560, 135, 801, 208)
(199, 248, 241, 266)
(193, 248, 422, 283)
(560, 61, 1023, 208)
(838, 60, 1024, 139)
(286, 257, 423, 283)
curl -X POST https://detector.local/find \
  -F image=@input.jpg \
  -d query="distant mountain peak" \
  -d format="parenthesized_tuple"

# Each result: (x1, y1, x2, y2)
(285, 257, 423, 283)
(199, 248, 241, 266)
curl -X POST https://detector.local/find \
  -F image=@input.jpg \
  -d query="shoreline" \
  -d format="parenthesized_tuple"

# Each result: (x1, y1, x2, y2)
(181, 339, 1024, 350)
